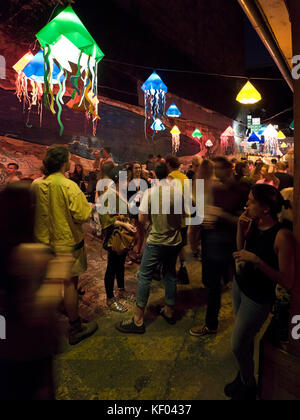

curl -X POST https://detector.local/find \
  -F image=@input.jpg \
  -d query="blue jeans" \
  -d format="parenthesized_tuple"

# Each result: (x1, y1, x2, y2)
(137, 243, 181, 309)
(232, 280, 271, 386)
(201, 229, 236, 330)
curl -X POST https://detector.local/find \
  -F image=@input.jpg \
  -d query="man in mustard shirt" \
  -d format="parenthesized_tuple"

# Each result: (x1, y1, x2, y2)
(32, 147, 98, 345)
(166, 156, 190, 283)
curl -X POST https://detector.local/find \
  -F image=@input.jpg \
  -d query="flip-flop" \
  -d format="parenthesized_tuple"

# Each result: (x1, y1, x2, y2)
(159, 309, 176, 325)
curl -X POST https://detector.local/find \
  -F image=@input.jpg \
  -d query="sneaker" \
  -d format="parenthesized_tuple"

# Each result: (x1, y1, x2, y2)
(116, 318, 146, 334)
(159, 308, 176, 325)
(231, 383, 257, 401)
(69, 321, 98, 346)
(224, 372, 242, 398)
(189, 325, 218, 337)
(107, 299, 128, 313)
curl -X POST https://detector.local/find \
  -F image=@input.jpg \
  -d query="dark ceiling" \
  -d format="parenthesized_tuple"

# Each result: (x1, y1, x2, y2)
(0, 0, 294, 128)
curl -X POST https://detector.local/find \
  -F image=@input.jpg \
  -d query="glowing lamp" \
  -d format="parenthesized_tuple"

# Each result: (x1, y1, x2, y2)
(221, 126, 235, 137)
(277, 131, 286, 140)
(280, 142, 288, 149)
(170, 126, 181, 135)
(35, 5, 104, 136)
(205, 140, 213, 148)
(13, 53, 34, 73)
(151, 119, 165, 132)
(166, 104, 181, 118)
(36, 5, 104, 64)
(23, 50, 65, 84)
(258, 125, 267, 135)
(171, 126, 181, 154)
(141, 72, 168, 92)
(264, 124, 278, 138)
(192, 129, 203, 139)
(236, 81, 262, 105)
(248, 132, 260, 142)
(290, 121, 294, 130)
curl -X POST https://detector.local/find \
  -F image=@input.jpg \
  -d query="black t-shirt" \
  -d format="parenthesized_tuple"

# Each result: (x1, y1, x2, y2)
(274, 172, 294, 191)
(212, 180, 249, 233)
(236, 224, 282, 304)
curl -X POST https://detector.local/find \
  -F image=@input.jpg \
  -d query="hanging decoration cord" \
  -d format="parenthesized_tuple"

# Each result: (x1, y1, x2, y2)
(103, 58, 285, 82)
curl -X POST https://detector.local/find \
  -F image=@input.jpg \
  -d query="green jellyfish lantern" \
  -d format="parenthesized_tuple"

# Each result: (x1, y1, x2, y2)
(36, 5, 105, 135)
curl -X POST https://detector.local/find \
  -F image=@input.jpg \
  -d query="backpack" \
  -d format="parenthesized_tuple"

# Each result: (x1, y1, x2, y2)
(110, 216, 136, 255)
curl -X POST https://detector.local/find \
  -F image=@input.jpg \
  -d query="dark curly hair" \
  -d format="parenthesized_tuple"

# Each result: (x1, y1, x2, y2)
(42, 147, 69, 176)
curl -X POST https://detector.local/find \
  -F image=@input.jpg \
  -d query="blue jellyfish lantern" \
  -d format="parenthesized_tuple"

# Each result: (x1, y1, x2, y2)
(151, 119, 166, 132)
(248, 132, 260, 142)
(23, 50, 65, 84)
(141, 72, 168, 122)
(258, 125, 267, 136)
(166, 103, 182, 118)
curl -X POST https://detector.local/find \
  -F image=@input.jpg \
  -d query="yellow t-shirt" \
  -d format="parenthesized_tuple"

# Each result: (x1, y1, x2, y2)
(169, 170, 190, 228)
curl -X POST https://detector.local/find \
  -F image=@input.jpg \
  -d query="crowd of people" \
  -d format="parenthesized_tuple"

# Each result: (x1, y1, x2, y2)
(0, 146, 296, 401)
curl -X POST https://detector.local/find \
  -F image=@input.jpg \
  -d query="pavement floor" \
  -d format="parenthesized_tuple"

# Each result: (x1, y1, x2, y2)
(54, 227, 243, 401)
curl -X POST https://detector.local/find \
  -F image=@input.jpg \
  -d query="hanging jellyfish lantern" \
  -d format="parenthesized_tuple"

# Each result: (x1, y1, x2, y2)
(36, 5, 105, 136)
(151, 119, 166, 132)
(166, 104, 182, 118)
(205, 139, 213, 157)
(220, 126, 235, 154)
(13, 50, 65, 126)
(192, 128, 203, 139)
(192, 129, 203, 148)
(236, 81, 262, 105)
(13, 52, 34, 106)
(277, 131, 286, 140)
(258, 125, 267, 136)
(170, 126, 181, 154)
(263, 124, 279, 156)
(141, 72, 167, 137)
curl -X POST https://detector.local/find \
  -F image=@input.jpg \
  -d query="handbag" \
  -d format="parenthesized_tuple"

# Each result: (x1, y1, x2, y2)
(177, 263, 190, 285)
(111, 217, 136, 255)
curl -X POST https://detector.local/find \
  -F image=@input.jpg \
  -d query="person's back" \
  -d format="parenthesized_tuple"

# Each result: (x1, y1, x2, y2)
(32, 147, 97, 346)
(33, 172, 91, 248)
(275, 162, 294, 191)
(141, 180, 182, 247)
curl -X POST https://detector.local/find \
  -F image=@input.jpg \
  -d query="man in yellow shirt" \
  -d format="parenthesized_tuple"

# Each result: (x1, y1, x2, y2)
(32, 147, 98, 345)
(166, 156, 190, 284)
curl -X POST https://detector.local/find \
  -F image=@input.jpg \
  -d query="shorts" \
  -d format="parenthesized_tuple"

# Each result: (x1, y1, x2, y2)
(49, 242, 88, 279)
(71, 246, 88, 278)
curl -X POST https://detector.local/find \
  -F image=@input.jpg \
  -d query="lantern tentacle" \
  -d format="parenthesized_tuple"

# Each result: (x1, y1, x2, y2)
(56, 66, 65, 136)
(43, 46, 51, 108)
(71, 51, 83, 99)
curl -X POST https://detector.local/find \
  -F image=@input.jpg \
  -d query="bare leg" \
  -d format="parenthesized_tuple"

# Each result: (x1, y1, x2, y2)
(134, 306, 145, 326)
(64, 276, 79, 322)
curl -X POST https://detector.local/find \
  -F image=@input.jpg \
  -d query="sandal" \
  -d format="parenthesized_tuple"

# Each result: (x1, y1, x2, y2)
(159, 308, 176, 325)
(107, 299, 128, 313)
(117, 290, 136, 303)
(125, 256, 134, 266)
